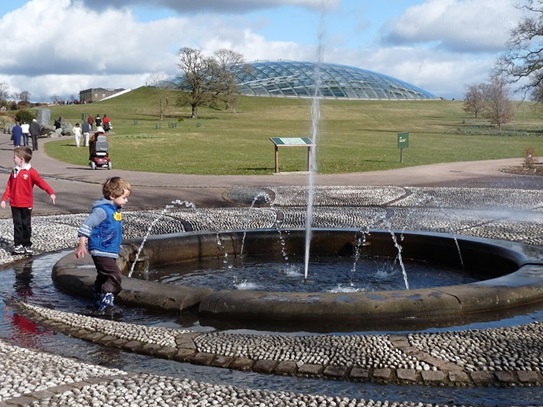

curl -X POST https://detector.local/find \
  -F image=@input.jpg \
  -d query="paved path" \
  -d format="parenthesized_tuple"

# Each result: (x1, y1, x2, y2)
(0, 135, 540, 218)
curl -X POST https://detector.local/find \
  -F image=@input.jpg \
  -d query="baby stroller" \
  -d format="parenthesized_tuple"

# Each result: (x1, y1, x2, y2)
(89, 132, 112, 170)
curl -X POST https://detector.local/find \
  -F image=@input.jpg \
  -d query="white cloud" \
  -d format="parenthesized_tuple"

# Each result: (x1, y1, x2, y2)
(382, 0, 521, 53)
(0, 0, 327, 101)
(0, 0, 186, 100)
(81, 0, 338, 14)
(367, 46, 492, 98)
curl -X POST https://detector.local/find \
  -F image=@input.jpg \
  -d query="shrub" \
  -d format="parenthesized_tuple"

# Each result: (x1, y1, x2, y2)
(15, 109, 35, 124)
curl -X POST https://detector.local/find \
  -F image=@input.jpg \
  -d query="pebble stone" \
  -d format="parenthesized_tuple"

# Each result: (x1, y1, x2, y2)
(1, 185, 543, 406)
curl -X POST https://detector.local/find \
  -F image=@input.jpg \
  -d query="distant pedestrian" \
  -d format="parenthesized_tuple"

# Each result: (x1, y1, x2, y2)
(87, 114, 94, 130)
(73, 123, 82, 147)
(0, 147, 56, 255)
(11, 122, 22, 148)
(95, 114, 102, 128)
(102, 114, 111, 132)
(29, 119, 40, 151)
(81, 121, 91, 147)
(21, 121, 30, 146)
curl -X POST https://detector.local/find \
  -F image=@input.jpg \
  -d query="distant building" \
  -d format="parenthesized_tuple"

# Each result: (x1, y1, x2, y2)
(79, 88, 125, 103)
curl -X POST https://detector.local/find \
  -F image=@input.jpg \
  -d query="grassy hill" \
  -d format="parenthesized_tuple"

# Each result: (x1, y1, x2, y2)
(41, 87, 543, 175)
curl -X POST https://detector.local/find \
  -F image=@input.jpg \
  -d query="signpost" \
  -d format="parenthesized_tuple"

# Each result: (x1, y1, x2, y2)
(398, 132, 409, 163)
(269, 137, 315, 173)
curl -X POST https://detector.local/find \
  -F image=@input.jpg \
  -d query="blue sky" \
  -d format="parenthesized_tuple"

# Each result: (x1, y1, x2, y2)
(0, 0, 523, 101)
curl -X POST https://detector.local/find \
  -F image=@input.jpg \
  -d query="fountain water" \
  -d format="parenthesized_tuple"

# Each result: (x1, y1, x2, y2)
(128, 199, 195, 277)
(415, 193, 465, 270)
(303, 14, 324, 282)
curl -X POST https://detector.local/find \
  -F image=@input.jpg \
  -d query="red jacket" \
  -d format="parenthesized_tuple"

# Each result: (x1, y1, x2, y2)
(2, 166, 54, 208)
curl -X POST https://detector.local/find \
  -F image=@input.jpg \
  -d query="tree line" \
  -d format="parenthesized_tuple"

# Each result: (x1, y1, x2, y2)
(0, 83, 32, 111)
(464, 0, 543, 130)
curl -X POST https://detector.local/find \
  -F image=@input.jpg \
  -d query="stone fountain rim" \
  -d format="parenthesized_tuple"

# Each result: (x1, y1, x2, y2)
(52, 228, 543, 331)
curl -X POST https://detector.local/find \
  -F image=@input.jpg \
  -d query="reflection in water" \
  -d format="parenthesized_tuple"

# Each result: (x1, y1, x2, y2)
(13, 261, 34, 298)
(6, 260, 52, 347)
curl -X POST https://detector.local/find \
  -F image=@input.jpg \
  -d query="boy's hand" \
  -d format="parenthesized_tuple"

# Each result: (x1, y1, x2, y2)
(75, 236, 87, 259)
(50, 194, 56, 205)
(0, 201, 5, 209)
(75, 247, 87, 259)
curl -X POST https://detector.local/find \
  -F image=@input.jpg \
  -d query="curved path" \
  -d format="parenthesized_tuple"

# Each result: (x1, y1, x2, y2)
(0, 137, 540, 217)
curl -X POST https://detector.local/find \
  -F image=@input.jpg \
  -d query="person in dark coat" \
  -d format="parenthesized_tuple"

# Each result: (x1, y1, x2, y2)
(29, 119, 40, 151)
(11, 122, 22, 148)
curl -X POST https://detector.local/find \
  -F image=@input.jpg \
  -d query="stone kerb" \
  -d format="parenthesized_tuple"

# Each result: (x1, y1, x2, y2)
(7, 298, 543, 388)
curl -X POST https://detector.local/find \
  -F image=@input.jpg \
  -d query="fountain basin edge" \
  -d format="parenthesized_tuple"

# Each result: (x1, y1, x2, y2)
(52, 228, 543, 332)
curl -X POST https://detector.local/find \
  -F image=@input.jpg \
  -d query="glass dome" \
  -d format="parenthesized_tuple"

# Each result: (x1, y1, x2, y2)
(233, 60, 438, 100)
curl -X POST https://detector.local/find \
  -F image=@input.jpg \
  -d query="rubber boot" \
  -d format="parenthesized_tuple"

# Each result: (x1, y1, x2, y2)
(96, 292, 115, 312)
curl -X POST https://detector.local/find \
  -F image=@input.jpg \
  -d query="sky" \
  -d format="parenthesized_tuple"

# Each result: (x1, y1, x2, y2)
(0, 0, 526, 102)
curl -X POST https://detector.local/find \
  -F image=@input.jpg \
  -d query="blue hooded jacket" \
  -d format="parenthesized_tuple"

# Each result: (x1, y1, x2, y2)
(78, 198, 123, 258)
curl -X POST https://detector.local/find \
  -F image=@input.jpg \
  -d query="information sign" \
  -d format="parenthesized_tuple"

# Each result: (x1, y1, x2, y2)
(269, 137, 315, 173)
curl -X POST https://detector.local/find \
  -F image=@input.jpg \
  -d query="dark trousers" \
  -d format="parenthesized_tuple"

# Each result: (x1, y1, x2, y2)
(31, 134, 38, 150)
(11, 206, 32, 247)
(92, 256, 123, 295)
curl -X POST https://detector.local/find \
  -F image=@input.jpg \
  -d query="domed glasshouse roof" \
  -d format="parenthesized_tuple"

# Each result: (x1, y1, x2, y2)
(232, 60, 437, 100)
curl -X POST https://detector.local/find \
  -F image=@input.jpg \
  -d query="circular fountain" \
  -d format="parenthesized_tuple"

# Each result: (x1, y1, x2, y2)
(52, 227, 543, 333)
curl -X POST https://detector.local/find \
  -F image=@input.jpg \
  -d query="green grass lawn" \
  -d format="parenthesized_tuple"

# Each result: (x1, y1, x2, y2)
(41, 87, 543, 174)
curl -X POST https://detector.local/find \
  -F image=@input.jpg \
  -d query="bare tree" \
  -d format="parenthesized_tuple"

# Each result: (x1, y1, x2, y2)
(176, 47, 217, 118)
(482, 76, 514, 131)
(147, 72, 174, 120)
(18, 90, 30, 105)
(51, 95, 63, 104)
(214, 49, 245, 112)
(463, 83, 486, 118)
(0, 82, 10, 107)
(530, 81, 543, 102)
(176, 47, 246, 118)
(496, 0, 543, 96)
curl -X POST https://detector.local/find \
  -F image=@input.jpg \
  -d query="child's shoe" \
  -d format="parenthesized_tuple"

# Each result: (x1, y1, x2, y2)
(96, 292, 115, 312)
(12, 245, 25, 255)
(24, 246, 33, 256)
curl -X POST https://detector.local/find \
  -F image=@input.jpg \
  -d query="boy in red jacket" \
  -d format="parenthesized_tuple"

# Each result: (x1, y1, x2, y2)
(1, 147, 56, 255)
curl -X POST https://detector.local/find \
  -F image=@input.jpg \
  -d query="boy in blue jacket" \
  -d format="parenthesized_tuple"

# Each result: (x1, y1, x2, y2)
(76, 177, 131, 313)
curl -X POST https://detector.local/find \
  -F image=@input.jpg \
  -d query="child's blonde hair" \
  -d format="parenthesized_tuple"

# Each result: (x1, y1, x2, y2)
(102, 177, 131, 199)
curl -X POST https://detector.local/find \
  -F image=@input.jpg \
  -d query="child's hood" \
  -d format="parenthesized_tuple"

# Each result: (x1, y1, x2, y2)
(91, 197, 115, 209)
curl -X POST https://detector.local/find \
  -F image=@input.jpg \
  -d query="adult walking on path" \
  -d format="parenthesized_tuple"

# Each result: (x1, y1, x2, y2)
(11, 122, 22, 148)
(29, 119, 40, 151)
(21, 121, 30, 146)
(81, 121, 91, 147)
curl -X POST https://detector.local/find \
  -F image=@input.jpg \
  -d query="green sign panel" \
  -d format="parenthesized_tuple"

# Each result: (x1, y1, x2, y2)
(398, 132, 409, 149)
